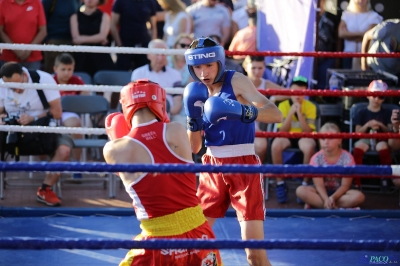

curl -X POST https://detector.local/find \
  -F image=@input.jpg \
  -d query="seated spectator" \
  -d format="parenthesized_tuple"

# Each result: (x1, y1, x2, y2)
(361, 19, 400, 78)
(0, 62, 73, 207)
(53, 53, 90, 165)
(42, 0, 79, 73)
(242, 55, 286, 163)
(229, 6, 257, 63)
(271, 76, 317, 203)
(209, 34, 244, 73)
(296, 122, 365, 209)
(131, 39, 183, 123)
(157, 0, 191, 48)
(186, 0, 231, 47)
(0, 0, 47, 69)
(70, 0, 115, 76)
(389, 109, 400, 188)
(353, 80, 393, 189)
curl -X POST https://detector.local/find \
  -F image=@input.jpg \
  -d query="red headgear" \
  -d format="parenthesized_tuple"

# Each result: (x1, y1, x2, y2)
(120, 79, 170, 127)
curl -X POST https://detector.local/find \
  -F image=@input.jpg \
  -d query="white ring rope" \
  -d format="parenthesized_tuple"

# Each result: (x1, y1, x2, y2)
(0, 125, 105, 135)
(0, 43, 185, 55)
(0, 82, 184, 94)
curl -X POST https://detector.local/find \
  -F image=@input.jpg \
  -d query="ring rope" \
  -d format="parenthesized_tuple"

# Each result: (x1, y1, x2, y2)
(1, 43, 399, 58)
(0, 238, 399, 251)
(0, 125, 399, 140)
(260, 89, 400, 97)
(1, 162, 399, 177)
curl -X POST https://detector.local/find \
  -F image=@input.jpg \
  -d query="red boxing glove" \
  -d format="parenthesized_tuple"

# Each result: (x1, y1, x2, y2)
(105, 112, 131, 140)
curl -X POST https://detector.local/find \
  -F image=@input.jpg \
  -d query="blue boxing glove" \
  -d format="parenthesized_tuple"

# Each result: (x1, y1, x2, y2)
(183, 82, 208, 131)
(204, 97, 258, 124)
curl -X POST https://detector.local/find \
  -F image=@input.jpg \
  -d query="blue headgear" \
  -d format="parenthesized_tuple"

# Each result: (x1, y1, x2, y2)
(184, 37, 225, 84)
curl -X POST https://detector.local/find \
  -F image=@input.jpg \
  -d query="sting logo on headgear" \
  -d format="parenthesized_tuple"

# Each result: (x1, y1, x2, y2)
(120, 79, 169, 126)
(187, 52, 216, 60)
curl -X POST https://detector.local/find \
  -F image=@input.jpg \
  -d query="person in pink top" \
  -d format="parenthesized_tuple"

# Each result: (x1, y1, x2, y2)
(296, 122, 365, 209)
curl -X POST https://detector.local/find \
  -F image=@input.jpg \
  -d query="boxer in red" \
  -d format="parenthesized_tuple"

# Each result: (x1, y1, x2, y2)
(103, 79, 222, 266)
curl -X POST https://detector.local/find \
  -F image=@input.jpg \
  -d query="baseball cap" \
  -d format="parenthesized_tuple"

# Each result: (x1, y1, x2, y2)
(367, 80, 388, 92)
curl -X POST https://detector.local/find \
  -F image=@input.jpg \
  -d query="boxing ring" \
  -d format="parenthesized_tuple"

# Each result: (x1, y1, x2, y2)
(0, 43, 400, 266)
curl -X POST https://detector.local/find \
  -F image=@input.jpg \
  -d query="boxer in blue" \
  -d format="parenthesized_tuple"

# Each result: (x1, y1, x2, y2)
(183, 37, 283, 266)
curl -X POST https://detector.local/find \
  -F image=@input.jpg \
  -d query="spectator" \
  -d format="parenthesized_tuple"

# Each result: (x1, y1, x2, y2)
(169, 33, 194, 126)
(131, 39, 183, 123)
(42, 0, 79, 73)
(361, 19, 400, 78)
(157, 0, 191, 48)
(232, 0, 256, 30)
(352, 80, 392, 188)
(186, 0, 231, 47)
(0, 0, 47, 69)
(271, 76, 317, 203)
(388, 109, 400, 188)
(53, 53, 90, 165)
(242, 55, 287, 163)
(296, 122, 365, 209)
(218, 0, 238, 50)
(229, 7, 256, 62)
(209, 34, 244, 73)
(70, 0, 115, 77)
(338, 0, 382, 70)
(111, 0, 157, 71)
(0, 62, 73, 207)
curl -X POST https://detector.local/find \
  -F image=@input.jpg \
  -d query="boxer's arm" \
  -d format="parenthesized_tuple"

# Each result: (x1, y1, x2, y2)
(232, 72, 283, 124)
(166, 122, 194, 161)
(188, 130, 203, 154)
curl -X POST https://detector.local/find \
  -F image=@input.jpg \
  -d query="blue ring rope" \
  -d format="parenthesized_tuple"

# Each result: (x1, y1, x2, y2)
(0, 238, 399, 251)
(0, 162, 396, 176)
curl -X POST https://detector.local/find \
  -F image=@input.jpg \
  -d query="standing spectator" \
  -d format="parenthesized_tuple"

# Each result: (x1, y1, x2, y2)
(229, 7, 257, 62)
(218, 0, 238, 50)
(338, 0, 382, 70)
(0, 0, 47, 69)
(271, 76, 317, 203)
(111, 0, 157, 71)
(209, 34, 243, 73)
(0, 62, 73, 207)
(186, 0, 231, 47)
(131, 39, 183, 123)
(296, 122, 365, 209)
(70, 0, 115, 77)
(157, 0, 191, 48)
(352, 80, 392, 166)
(42, 0, 79, 73)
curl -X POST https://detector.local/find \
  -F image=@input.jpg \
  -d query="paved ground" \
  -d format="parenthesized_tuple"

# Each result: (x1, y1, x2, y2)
(1, 171, 399, 210)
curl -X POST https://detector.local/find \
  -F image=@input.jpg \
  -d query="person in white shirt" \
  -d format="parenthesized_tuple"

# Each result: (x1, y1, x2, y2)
(338, 0, 382, 69)
(131, 39, 183, 122)
(157, 0, 191, 48)
(0, 62, 73, 207)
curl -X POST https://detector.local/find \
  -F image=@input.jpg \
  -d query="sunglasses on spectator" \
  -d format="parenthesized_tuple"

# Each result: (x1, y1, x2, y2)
(292, 75, 308, 83)
(178, 43, 191, 48)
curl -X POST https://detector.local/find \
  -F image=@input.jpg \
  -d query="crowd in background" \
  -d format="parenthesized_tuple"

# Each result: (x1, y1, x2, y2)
(0, 0, 399, 208)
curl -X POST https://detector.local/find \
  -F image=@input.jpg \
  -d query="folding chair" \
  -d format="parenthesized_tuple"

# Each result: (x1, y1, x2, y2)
(93, 70, 132, 110)
(74, 71, 93, 85)
(61, 95, 115, 198)
(349, 102, 400, 194)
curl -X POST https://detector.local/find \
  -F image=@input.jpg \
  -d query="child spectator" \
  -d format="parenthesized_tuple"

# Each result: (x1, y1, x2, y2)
(53, 53, 88, 165)
(242, 55, 286, 162)
(352, 80, 392, 189)
(271, 76, 317, 203)
(296, 122, 365, 209)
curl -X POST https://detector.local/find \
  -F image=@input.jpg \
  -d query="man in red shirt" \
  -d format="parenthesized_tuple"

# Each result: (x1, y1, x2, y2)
(0, 0, 47, 69)
(103, 80, 222, 266)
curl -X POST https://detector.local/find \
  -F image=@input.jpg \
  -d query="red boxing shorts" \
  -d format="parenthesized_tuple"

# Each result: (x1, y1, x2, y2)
(119, 222, 222, 266)
(198, 144, 266, 221)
